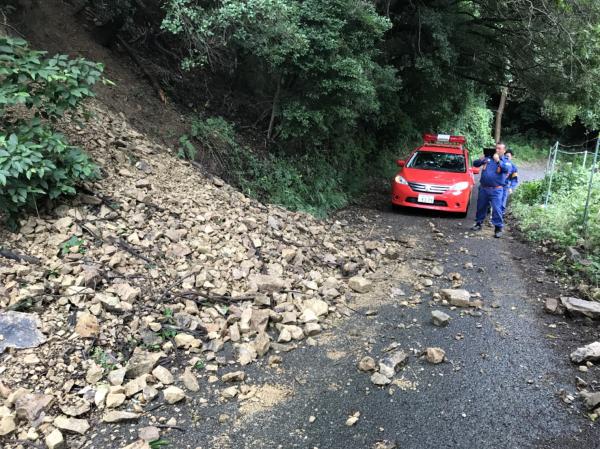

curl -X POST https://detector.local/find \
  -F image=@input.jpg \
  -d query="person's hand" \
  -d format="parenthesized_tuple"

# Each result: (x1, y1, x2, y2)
(492, 153, 500, 162)
(509, 188, 513, 194)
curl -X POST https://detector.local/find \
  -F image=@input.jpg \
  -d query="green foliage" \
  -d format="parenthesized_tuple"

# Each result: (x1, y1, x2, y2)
(439, 92, 495, 153)
(181, 116, 350, 215)
(193, 360, 205, 371)
(503, 134, 553, 162)
(60, 236, 86, 256)
(159, 328, 177, 340)
(512, 165, 600, 280)
(162, 0, 400, 168)
(92, 347, 116, 371)
(149, 439, 169, 449)
(0, 37, 102, 225)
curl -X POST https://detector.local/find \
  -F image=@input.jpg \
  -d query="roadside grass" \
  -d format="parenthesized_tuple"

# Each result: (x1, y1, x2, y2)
(511, 164, 600, 298)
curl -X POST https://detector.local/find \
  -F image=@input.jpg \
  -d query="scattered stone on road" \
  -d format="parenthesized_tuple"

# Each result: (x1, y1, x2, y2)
(425, 347, 446, 364)
(370, 372, 392, 386)
(570, 342, 600, 364)
(345, 411, 360, 426)
(560, 297, 600, 319)
(440, 289, 472, 307)
(544, 298, 563, 314)
(431, 310, 451, 327)
(163, 386, 186, 404)
(138, 426, 160, 442)
(358, 356, 377, 372)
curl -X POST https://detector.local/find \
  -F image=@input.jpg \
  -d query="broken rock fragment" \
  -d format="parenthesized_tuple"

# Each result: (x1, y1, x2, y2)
(560, 297, 600, 319)
(425, 347, 445, 364)
(75, 312, 100, 338)
(53, 416, 90, 435)
(164, 386, 186, 404)
(358, 356, 376, 372)
(349, 276, 372, 293)
(378, 350, 408, 378)
(0, 311, 46, 353)
(15, 392, 54, 422)
(102, 411, 140, 423)
(440, 289, 471, 307)
(370, 372, 391, 386)
(570, 342, 600, 364)
(431, 310, 451, 327)
(125, 349, 163, 378)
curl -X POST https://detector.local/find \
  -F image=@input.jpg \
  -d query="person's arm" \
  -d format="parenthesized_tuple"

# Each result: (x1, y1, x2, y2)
(510, 166, 519, 190)
(473, 157, 488, 167)
(498, 160, 511, 173)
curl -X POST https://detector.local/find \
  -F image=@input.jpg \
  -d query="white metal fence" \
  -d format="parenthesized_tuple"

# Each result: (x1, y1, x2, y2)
(543, 137, 599, 237)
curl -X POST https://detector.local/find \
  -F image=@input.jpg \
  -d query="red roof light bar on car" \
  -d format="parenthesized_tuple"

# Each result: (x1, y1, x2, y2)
(423, 134, 467, 145)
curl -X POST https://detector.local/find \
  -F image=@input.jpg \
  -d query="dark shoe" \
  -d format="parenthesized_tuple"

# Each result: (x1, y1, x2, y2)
(471, 223, 482, 231)
(494, 226, 503, 238)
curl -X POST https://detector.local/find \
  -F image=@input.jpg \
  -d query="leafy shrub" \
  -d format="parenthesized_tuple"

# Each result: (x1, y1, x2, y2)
(0, 37, 102, 226)
(503, 134, 553, 162)
(512, 164, 600, 281)
(180, 116, 349, 216)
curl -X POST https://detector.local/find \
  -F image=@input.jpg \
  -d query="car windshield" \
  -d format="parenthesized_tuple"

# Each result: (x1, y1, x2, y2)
(407, 151, 466, 172)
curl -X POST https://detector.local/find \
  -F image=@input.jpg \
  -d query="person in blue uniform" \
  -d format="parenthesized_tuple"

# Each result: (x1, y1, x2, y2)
(501, 149, 518, 215)
(471, 142, 511, 238)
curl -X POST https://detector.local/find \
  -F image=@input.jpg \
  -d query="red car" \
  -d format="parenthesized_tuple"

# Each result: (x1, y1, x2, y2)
(391, 134, 479, 217)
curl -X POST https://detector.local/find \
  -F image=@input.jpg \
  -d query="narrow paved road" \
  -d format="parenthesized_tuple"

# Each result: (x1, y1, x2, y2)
(91, 165, 600, 449)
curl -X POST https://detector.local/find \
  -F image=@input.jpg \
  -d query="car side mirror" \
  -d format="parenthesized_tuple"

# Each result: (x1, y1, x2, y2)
(396, 159, 405, 167)
(471, 167, 480, 174)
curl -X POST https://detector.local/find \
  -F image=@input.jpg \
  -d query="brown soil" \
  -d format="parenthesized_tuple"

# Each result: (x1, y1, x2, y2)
(12, 0, 189, 150)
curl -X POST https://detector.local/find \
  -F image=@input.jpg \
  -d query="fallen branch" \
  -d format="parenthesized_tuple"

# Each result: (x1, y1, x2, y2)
(114, 237, 154, 264)
(154, 423, 186, 432)
(0, 249, 41, 265)
(175, 290, 254, 304)
(160, 271, 199, 301)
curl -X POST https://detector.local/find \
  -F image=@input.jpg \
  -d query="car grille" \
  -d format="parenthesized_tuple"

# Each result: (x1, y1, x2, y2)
(408, 182, 449, 194)
(406, 197, 448, 207)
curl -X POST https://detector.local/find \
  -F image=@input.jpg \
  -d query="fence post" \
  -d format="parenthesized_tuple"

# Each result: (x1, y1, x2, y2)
(583, 150, 588, 169)
(582, 137, 600, 237)
(544, 141, 559, 207)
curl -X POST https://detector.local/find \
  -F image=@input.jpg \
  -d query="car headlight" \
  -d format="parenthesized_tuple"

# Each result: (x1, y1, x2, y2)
(394, 175, 408, 185)
(449, 181, 469, 191)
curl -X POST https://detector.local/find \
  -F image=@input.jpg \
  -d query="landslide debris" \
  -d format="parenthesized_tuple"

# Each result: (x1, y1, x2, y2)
(0, 101, 403, 446)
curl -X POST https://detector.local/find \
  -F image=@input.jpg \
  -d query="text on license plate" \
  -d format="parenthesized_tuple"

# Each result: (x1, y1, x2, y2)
(417, 194, 435, 204)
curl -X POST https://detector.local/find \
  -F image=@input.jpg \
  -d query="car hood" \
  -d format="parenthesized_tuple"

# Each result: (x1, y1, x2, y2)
(400, 167, 469, 185)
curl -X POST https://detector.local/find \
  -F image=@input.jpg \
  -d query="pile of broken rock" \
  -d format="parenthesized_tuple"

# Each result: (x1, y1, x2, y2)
(0, 102, 402, 448)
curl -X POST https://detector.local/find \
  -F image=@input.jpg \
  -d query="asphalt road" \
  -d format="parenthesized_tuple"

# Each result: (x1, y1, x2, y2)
(90, 165, 600, 449)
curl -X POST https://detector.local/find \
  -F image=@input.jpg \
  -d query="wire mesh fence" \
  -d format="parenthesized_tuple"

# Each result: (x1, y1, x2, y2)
(543, 137, 600, 237)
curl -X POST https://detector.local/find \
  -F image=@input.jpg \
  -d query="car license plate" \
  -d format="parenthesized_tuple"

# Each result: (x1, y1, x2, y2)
(417, 194, 435, 204)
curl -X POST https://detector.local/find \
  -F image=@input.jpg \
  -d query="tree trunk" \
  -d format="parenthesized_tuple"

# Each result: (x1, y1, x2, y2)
(267, 76, 282, 141)
(494, 86, 508, 143)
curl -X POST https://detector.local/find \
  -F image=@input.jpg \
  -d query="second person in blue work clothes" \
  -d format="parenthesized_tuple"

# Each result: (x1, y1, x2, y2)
(501, 149, 519, 215)
(471, 142, 511, 238)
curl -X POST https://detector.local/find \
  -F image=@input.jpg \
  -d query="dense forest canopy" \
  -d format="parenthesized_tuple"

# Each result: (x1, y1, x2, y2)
(2, 0, 600, 216)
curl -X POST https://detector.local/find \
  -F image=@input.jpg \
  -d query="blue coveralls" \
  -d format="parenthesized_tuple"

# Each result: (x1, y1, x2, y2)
(473, 157, 510, 228)
(501, 161, 519, 214)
